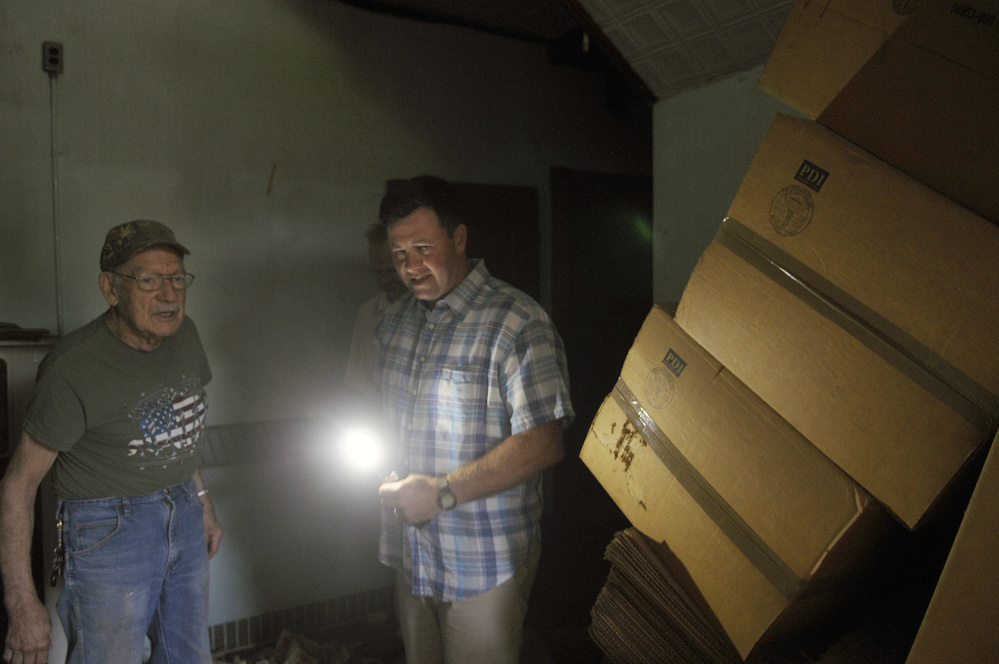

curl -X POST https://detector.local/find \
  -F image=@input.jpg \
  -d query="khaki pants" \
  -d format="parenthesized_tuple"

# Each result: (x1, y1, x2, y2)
(395, 548, 540, 664)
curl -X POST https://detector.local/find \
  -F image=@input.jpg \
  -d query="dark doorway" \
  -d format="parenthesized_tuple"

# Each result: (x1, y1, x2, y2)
(528, 167, 653, 661)
(550, 167, 654, 455)
(451, 182, 540, 301)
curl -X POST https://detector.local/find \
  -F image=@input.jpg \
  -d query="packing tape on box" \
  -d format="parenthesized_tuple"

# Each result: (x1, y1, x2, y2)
(612, 378, 804, 599)
(717, 218, 998, 434)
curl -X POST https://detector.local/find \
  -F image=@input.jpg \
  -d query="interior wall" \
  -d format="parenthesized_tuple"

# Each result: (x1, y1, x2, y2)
(2, 0, 653, 651)
(652, 64, 800, 304)
(0, 0, 652, 426)
(199, 453, 388, 621)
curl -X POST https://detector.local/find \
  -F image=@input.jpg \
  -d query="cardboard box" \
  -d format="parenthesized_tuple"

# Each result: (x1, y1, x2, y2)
(818, 0, 999, 224)
(677, 112, 998, 529)
(676, 235, 992, 529)
(757, 0, 912, 117)
(581, 305, 891, 659)
(760, 0, 999, 223)
(905, 434, 999, 664)
(724, 113, 999, 417)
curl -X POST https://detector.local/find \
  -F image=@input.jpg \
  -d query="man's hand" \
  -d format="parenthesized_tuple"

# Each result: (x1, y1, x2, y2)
(376, 420, 565, 525)
(378, 474, 438, 524)
(192, 470, 222, 559)
(2, 594, 51, 664)
(202, 501, 223, 559)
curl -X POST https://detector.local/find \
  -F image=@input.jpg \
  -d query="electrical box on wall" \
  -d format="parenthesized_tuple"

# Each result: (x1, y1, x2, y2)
(42, 41, 63, 75)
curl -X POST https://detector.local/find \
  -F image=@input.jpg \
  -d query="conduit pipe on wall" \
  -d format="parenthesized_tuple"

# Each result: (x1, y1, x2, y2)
(46, 51, 64, 338)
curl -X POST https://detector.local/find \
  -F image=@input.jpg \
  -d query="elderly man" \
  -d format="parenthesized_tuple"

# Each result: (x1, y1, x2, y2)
(374, 176, 573, 664)
(0, 220, 222, 664)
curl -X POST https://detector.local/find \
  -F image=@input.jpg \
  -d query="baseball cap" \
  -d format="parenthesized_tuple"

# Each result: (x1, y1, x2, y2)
(100, 220, 190, 272)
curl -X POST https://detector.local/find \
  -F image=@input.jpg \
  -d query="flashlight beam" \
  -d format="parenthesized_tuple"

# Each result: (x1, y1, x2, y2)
(338, 425, 386, 478)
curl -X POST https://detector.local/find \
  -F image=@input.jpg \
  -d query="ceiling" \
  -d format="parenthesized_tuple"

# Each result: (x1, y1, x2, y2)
(333, 0, 796, 103)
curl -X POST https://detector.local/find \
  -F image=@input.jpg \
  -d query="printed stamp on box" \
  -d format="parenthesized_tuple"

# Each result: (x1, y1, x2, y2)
(770, 185, 814, 237)
(645, 366, 675, 410)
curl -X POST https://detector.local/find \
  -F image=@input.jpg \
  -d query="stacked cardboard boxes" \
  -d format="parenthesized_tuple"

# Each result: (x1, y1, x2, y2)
(581, 306, 895, 659)
(582, 114, 998, 656)
(675, 112, 999, 530)
(582, 2, 998, 659)
(759, 0, 999, 224)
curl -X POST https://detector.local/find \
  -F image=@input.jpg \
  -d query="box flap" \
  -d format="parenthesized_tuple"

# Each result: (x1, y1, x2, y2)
(818, 0, 999, 223)
(758, 0, 912, 117)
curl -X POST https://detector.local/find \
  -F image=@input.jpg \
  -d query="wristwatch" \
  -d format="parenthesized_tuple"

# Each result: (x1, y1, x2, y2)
(437, 476, 458, 511)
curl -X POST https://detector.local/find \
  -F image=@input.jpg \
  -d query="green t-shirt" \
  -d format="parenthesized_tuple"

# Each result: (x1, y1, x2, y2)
(24, 311, 212, 499)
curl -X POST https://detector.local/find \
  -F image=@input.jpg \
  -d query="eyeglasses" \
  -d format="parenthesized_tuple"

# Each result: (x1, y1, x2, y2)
(113, 272, 195, 291)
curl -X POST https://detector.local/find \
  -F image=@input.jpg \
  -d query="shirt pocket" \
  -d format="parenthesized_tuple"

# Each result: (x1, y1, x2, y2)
(433, 366, 488, 440)
(436, 366, 486, 404)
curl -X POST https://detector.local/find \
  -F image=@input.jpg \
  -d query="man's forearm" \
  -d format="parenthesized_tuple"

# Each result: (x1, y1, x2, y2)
(1, 432, 59, 613)
(447, 419, 564, 505)
(379, 419, 565, 524)
(0, 477, 41, 610)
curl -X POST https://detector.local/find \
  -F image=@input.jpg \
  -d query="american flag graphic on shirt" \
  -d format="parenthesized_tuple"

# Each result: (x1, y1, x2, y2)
(126, 379, 207, 470)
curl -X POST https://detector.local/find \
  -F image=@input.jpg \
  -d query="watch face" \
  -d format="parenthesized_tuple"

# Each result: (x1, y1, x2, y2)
(438, 481, 458, 510)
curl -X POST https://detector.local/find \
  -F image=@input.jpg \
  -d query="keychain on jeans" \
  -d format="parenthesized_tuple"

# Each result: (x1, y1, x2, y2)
(50, 512, 64, 587)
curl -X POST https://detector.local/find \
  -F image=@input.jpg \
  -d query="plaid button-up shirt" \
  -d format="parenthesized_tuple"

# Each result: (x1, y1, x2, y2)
(374, 260, 573, 601)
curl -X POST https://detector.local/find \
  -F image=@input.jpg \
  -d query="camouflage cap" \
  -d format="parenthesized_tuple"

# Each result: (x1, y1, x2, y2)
(100, 220, 190, 272)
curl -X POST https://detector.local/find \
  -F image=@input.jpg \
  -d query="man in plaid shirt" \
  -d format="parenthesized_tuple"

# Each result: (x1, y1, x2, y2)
(374, 176, 573, 664)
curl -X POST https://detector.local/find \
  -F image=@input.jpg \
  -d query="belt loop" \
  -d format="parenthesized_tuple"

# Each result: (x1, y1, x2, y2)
(121, 496, 132, 517)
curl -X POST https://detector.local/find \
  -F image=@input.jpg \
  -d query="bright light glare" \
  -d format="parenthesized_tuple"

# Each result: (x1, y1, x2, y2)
(339, 426, 385, 474)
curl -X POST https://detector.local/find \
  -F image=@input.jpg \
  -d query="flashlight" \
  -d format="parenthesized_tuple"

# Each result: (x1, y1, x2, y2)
(332, 422, 419, 524)
(338, 425, 388, 479)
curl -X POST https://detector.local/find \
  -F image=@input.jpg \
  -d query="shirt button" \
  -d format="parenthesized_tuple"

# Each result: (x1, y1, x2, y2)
(407, 424, 413, 431)
(411, 389, 417, 396)
(419, 356, 426, 363)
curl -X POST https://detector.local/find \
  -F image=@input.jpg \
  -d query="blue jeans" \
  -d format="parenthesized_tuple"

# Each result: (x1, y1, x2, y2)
(56, 479, 211, 664)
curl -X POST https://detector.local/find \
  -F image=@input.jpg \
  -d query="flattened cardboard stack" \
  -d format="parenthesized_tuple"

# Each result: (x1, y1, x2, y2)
(590, 528, 741, 664)
(582, 306, 893, 659)
(759, 0, 999, 224)
(675, 112, 999, 530)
